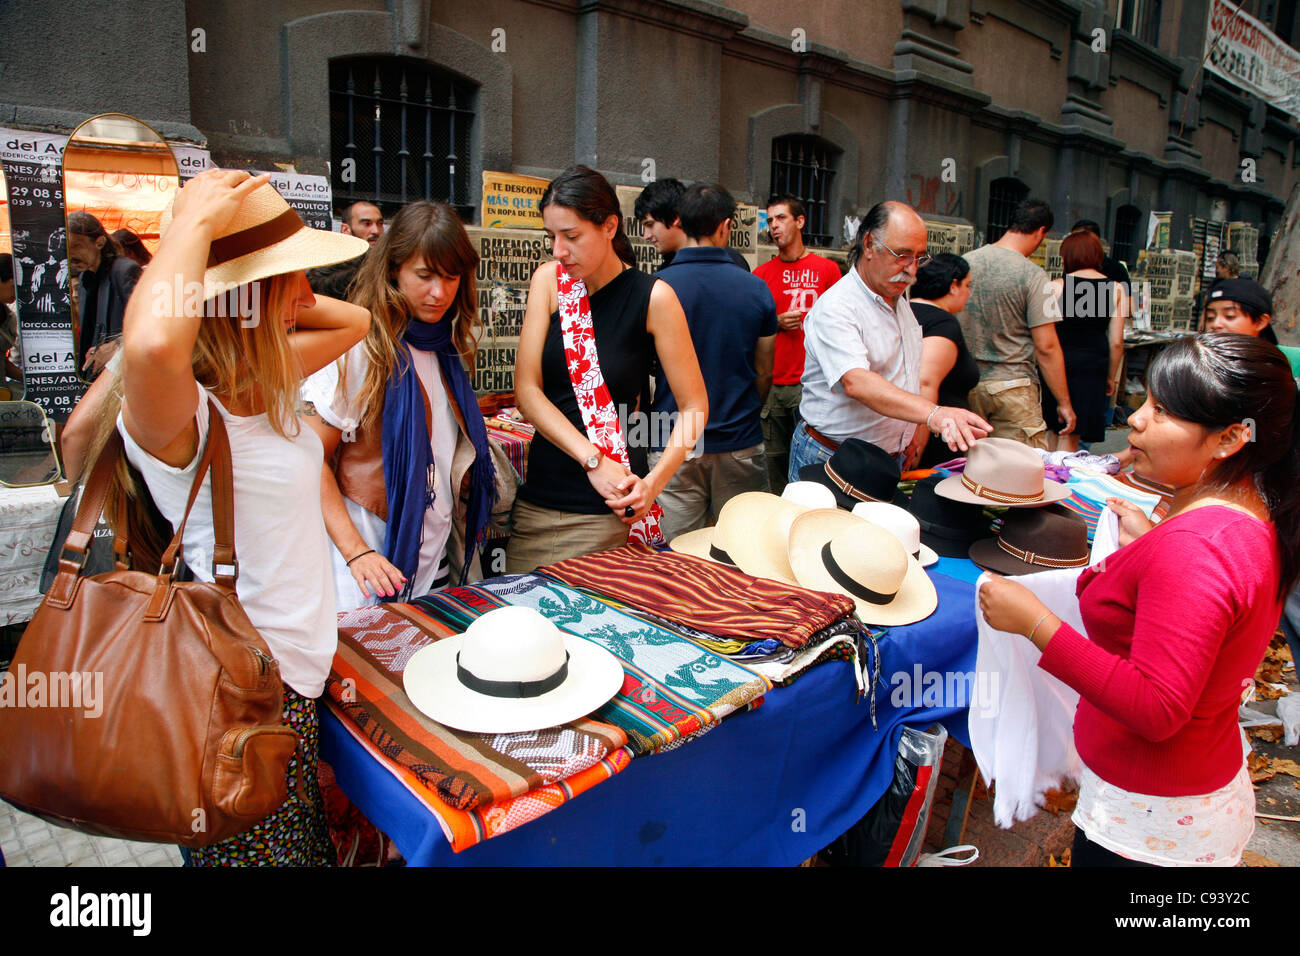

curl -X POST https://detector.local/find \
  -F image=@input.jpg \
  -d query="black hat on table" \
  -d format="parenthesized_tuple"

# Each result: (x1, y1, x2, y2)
(904, 474, 991, 558)
(968, 506, 1089, 575)
(798, 438, 900, 510)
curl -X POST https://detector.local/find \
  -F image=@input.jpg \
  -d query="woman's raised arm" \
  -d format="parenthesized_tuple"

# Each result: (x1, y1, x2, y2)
(120, 170, 269, 462)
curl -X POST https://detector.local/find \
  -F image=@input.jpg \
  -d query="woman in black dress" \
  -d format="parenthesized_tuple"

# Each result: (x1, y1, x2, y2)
(1041, 231, 1128, 452)
(910, 253, 980, 469)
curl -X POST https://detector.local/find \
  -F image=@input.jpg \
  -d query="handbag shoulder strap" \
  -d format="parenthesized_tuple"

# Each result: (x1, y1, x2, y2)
(156, 398, 238, 588)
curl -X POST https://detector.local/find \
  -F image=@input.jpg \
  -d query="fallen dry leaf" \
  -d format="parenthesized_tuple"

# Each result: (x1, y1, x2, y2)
(1255, 681, 1287, 700)
(1249, 752, 1277, 783)
(1271, 758, 1300, 778)
(1246, 724, 1284, 742)
(1046, 848, 1072, 867)
(1294, 779, 1300, 790)
(1241, 849, 1282, 867)
(1257, 662, 1285, 685)
(1041, 788, 1079, 815)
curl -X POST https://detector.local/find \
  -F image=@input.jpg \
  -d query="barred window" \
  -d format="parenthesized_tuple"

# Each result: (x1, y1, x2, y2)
(770, 135, 840, 247)
(986, 177, 1029, 243)
(1116, 0, 1161, 45)
(329, 57, 476, 222)
(1112, 204, 1142, 267)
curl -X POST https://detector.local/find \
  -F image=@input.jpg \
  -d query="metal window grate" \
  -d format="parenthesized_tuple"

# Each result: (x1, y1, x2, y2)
(986, 177, 1029, 243)
(770, 135, 839, 247)
(1113, 204, 1142, 267)
(329, 57, 476, 222)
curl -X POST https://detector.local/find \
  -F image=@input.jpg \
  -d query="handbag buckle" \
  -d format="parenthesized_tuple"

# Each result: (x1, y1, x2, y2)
(59, 544, 90, 572)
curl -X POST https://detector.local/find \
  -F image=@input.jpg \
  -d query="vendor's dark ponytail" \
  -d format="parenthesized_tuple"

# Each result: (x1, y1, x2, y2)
(1148, 332, 1300, 597)
(539, 165, 637, 269)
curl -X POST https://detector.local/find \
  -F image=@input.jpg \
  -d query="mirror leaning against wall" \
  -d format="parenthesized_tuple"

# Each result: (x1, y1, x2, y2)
(62, 112, 179, 386)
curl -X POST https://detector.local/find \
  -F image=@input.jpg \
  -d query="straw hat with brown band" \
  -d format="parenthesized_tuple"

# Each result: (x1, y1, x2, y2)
(161, 174, 370, 300)
(933, 437, 1070, 508)
(787, 508, 937, 626)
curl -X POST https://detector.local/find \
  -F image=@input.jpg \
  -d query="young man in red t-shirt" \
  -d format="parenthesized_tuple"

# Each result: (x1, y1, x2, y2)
(753, 195, 844, 492)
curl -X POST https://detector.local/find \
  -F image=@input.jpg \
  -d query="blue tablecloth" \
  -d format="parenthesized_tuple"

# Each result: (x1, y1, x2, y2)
(319, 565, 980, 866)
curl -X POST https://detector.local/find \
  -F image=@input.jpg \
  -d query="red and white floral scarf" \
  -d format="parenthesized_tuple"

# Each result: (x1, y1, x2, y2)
(556, 263, 664, 545)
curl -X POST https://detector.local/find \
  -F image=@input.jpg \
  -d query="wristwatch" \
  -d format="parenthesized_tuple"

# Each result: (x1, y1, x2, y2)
(583, 449, 603, 471)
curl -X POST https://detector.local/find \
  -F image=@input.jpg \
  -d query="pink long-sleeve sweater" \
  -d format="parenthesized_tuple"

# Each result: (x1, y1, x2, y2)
(1038, 505, 1282, 797)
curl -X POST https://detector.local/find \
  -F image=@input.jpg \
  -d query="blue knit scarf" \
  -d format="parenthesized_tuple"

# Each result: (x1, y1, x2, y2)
(381, 317, 496, 598)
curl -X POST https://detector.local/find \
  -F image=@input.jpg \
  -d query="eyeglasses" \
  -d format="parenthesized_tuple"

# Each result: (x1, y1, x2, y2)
(873, 239, 931, 269)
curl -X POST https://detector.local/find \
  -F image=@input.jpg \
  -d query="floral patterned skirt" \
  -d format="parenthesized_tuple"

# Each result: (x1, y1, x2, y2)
(188, 687, 335, 867)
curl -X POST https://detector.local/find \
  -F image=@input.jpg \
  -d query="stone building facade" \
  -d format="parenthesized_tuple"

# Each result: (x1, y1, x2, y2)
(2, 0, 1295, 262)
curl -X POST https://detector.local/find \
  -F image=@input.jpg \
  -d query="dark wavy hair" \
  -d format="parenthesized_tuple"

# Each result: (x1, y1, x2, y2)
(1147, 332, 1300, 597)
(914, 253, 970, 300)
(67, 211, 121, 268)
(540, 165, 636, 269)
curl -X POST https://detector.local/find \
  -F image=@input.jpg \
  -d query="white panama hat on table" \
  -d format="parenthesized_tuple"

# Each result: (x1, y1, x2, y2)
(669, 491, 812, 585)
(851, 500, 939, 567)
(787, 508, 937, 627)
(402, 605, 624, 734)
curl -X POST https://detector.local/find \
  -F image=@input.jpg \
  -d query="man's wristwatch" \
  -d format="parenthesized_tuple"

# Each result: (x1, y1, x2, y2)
(583, 449, 603, 471)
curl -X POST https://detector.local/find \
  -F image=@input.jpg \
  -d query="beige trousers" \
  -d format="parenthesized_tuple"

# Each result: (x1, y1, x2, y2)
(505, 497, 630, 574)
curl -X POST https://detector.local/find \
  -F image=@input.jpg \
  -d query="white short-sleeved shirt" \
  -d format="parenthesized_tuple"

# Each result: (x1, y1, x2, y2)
(301, 343, 456, 612)
(799, 267, 923, 455)
(118, 384, 337, 698)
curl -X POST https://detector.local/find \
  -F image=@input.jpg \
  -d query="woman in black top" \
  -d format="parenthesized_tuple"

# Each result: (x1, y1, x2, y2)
(509, 166, 707, 572)
(910, 254, 980, 469)
(1040, 231, 1128, 451)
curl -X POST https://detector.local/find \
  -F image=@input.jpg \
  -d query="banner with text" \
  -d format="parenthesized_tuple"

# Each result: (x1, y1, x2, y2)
(1205, 0, 1300, 120)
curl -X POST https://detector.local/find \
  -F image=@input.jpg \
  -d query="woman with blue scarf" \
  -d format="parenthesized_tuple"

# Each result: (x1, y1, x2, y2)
(302, 201, 501, 611)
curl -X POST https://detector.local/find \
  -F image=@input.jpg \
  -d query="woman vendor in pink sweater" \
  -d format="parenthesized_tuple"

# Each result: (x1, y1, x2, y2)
(979, 332, 1300, 866)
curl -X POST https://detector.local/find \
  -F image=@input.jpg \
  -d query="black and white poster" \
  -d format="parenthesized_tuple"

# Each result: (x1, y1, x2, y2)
(0, 127, 80, 422)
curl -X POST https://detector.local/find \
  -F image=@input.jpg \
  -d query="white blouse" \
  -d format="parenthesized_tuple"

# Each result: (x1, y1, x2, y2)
(301, 342, 457, 612)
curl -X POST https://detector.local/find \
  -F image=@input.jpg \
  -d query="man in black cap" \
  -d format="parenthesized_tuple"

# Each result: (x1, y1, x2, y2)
(1203, 277, 1300, 378)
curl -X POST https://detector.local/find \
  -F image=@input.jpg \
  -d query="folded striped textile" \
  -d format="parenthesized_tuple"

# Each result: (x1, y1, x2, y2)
(325, 701, 632, 853)
(435, 574, 772, 755)
(539, 541, 855, 649)
(485, 417, 532, 482)
(1058, 470, 1165, 542)
(325, 602, 628, 811)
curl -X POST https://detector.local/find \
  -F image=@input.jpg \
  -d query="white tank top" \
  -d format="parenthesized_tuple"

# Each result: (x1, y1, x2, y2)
(118, 383, 337, 697)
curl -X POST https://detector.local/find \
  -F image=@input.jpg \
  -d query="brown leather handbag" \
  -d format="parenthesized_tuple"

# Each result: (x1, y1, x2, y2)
(0, 404, 301, 847)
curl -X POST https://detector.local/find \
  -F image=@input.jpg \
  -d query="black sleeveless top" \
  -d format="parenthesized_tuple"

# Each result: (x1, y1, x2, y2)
(1056, 275, 1113, 354)
(519, 267, 656, 514)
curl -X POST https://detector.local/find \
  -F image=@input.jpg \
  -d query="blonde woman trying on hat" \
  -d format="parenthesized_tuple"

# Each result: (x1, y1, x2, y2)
(978, 333, 1300, 867)
(110, 168, 371, 865)
(301, 201, 501, 611)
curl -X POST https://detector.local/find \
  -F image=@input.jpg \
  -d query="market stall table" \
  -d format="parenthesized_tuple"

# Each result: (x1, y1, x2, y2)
(0, 483, 63, 626)
(320, 565, 980, 866)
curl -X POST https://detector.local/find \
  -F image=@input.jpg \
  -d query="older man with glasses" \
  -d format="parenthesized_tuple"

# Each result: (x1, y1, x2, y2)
(790, 200, 990, 480)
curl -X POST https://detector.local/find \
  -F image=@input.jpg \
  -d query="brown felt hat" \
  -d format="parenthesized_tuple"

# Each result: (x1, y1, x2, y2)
(968, 506, 1090, 575)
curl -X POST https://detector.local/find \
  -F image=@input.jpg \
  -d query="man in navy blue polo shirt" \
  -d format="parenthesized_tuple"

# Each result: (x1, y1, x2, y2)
(649, 184, 777, 539)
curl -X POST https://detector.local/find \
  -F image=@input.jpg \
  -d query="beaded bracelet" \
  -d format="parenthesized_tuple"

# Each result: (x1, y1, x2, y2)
(346, 548, 376, 567)
(1026, 611, 1054, 643)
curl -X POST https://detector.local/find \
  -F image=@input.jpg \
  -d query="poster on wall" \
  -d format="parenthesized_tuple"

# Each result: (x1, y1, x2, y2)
(615, 183, 661, 274)
(0, 127, 79, 421)
(466, 225, 550, 394)
(481, 172, 548, 229)
(258, 171, 333, 231)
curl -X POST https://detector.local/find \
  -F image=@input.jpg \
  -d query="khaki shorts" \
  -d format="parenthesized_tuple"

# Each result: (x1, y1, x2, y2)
(968, 378, 1049, 449)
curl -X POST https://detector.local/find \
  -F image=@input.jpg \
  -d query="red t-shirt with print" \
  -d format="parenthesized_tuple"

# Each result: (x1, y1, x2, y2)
(753, 252, 843, 385)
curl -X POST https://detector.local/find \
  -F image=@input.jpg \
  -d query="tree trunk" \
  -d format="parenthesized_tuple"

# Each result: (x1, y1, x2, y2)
(1261, 182, 1300, 346)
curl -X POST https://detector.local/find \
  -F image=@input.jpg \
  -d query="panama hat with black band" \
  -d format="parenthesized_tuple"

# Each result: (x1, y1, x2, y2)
(787, 508, 937, 626)
(669, 491, 814, 584)
(403, 605, 624, 733)
(161, 175, 370, 300)
(798, 438, 901, 510)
